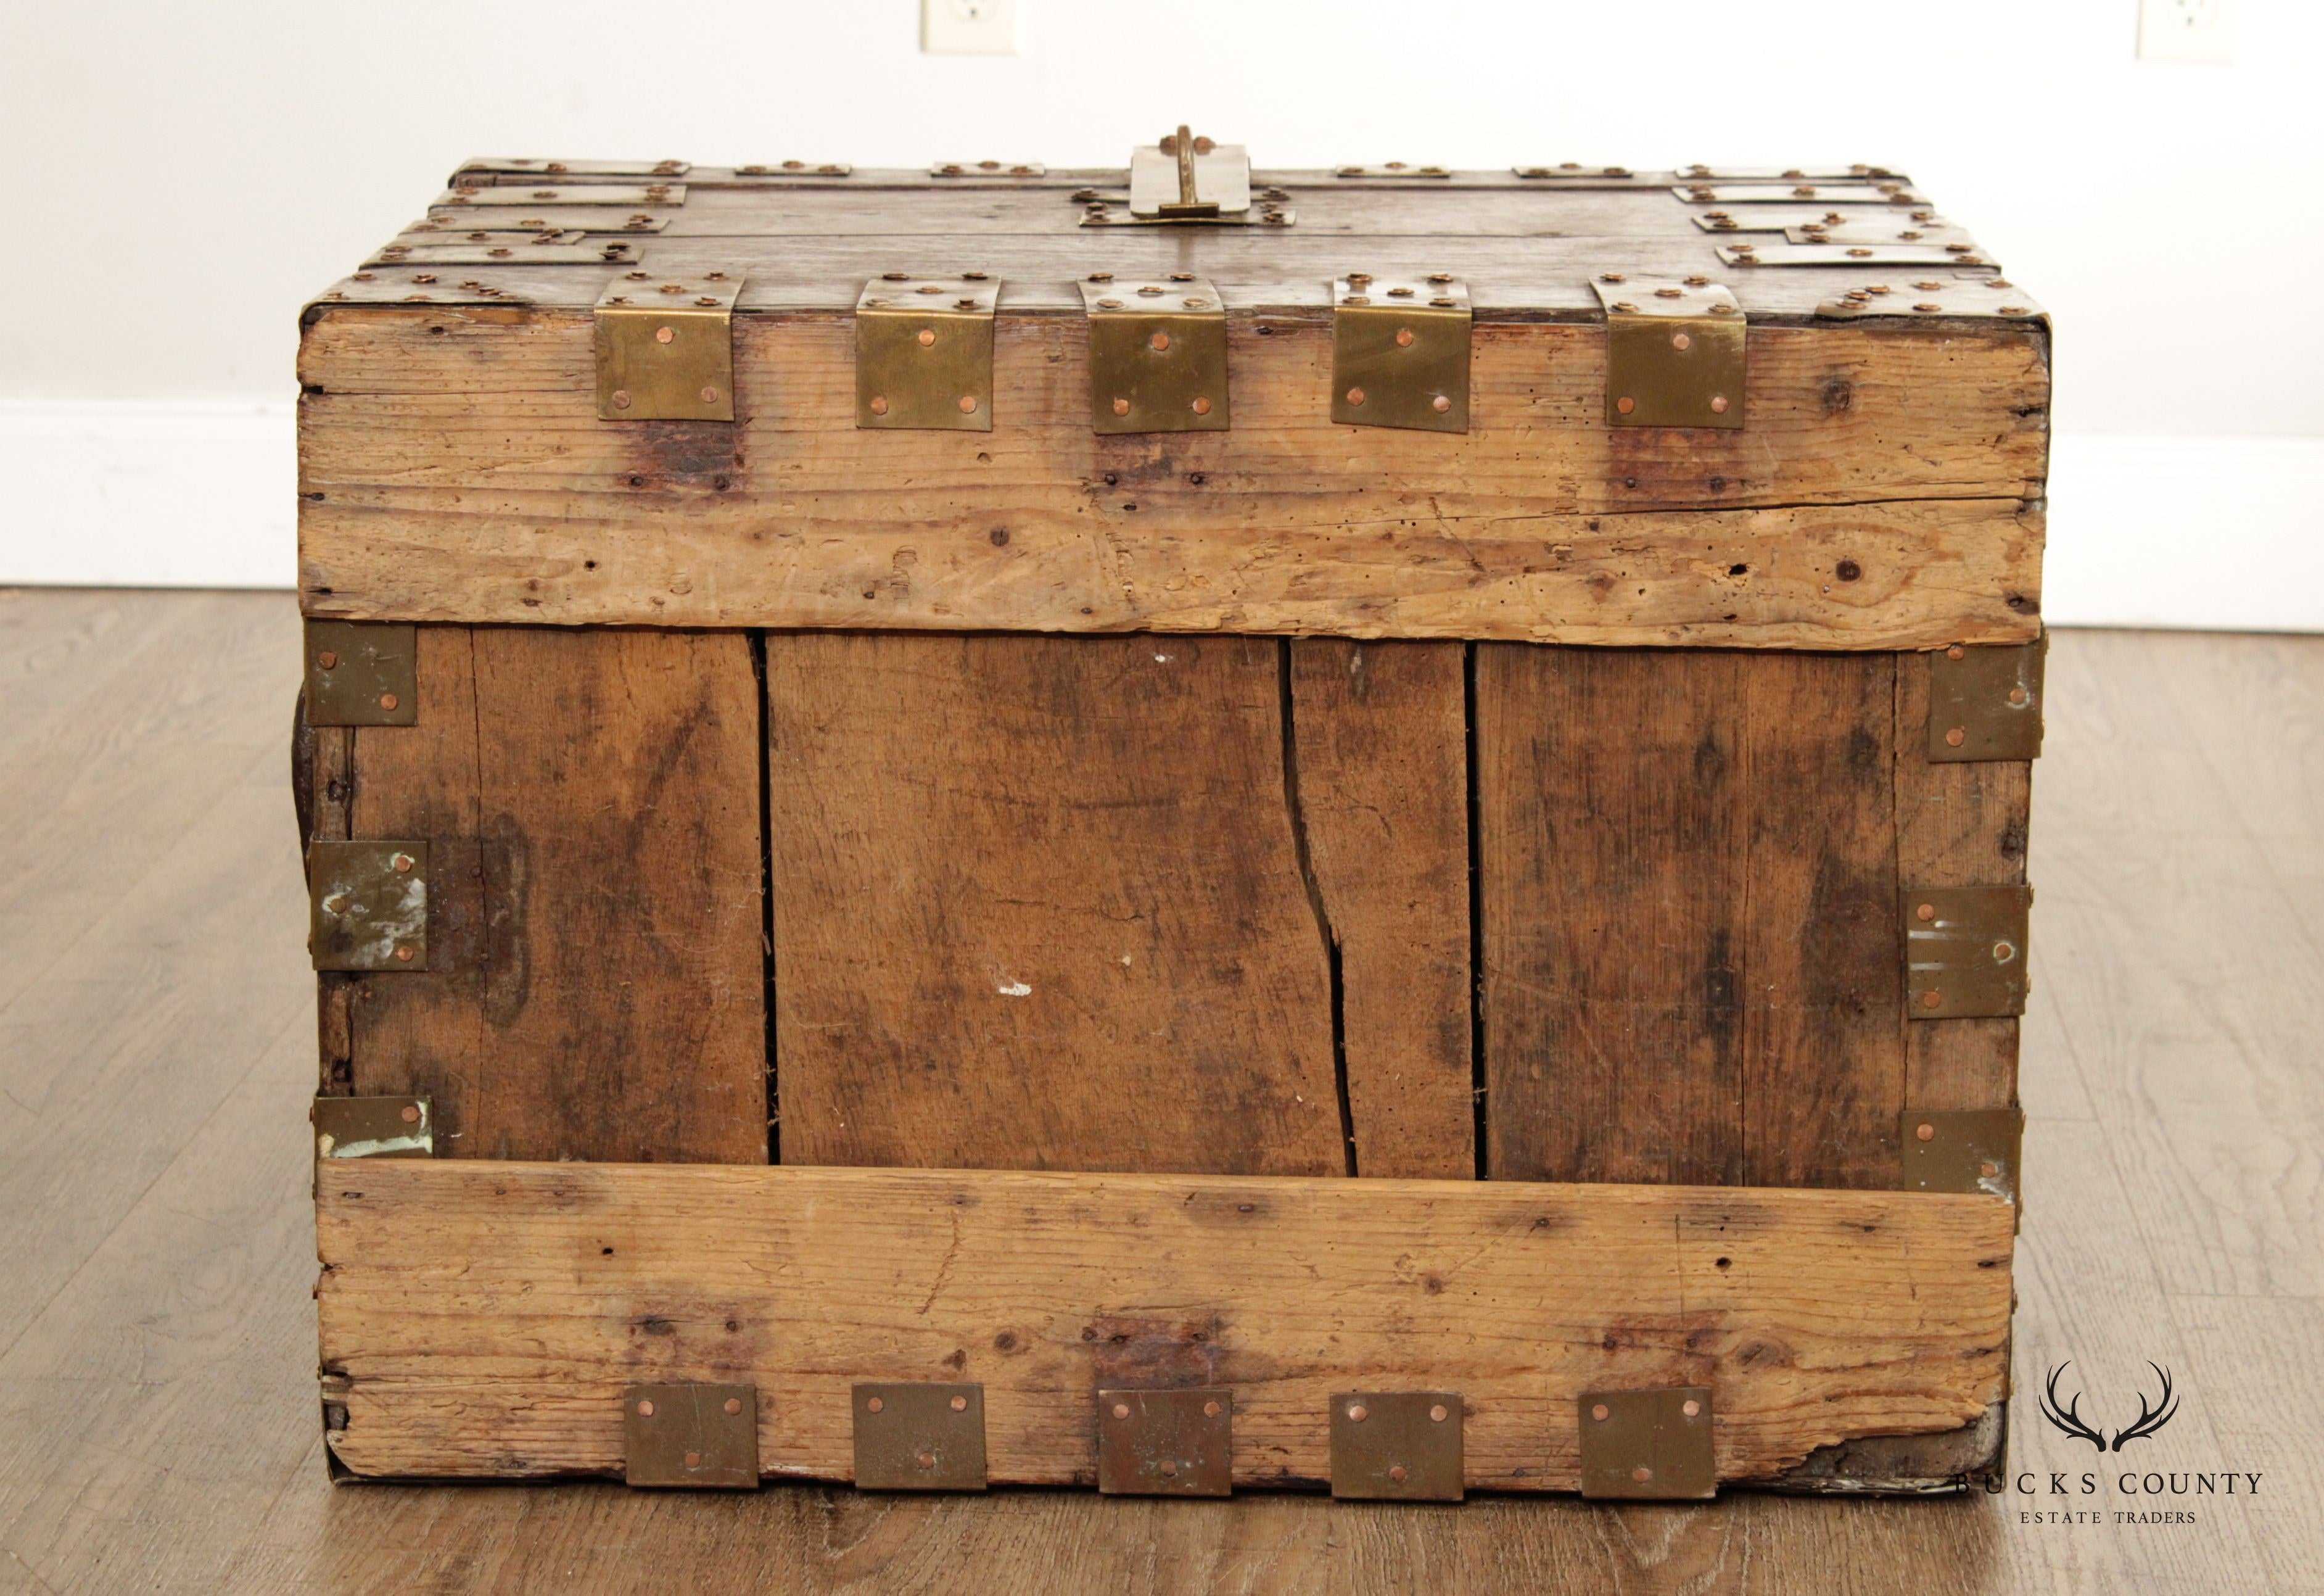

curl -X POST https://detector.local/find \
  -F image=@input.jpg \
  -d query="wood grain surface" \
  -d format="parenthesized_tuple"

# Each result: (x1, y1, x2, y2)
(1287, 639, 1474, 1178)
(298, 312, 2046, 645)
(338, 624, 767, 1163)
(1476, 647, 1905, 1188)
(1, 593, 2311, 1594)
(313, 1159, 2013, 1487)
(762, 631, 1342, 1174)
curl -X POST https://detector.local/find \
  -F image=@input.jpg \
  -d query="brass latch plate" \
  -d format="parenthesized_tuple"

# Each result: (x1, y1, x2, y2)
(623, 1385, 759, 1489)
(594, 270, 743, 422)
(1692, 205, 1950, 235)
(311, 1096, 432, 1160)
(1901, 1107, 2023, 1201)
(852, 1383, 987, 1491)
(1578, 1387, 1715, 1500)
(1332, 276, 1470, 433)
(304, 622, 416, 727)
(310, 841, 427, 972)
(1905, 885, 2033, 1019)
(1929, 637, 2047, 761)
(438, 183, 686, 209)
(1129, 128, 1250, 218)
(1081, 276, 1229, 435)
(1594, 275, 1745, 430)
(855, 276, 997, 431)
(1329, 1392, 1463, 1502)
(1096, 1388, 1232, 1496)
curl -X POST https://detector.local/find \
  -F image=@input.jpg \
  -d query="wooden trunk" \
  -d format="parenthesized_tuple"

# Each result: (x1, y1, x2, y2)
(299, 147, 2044, 1500)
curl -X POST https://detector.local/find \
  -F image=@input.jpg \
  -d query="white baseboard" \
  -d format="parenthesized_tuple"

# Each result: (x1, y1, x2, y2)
(2043, 434, 2324, 632)
(1, 400, 2318, 632)
(0, 399, 295, 589)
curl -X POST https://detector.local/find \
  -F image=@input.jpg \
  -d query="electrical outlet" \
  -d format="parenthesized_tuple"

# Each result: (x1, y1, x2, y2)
(923, 0, 1018, 54)
(2139, 0, 2233, 62)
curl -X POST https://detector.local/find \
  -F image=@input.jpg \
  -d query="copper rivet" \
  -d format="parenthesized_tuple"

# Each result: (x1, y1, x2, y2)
(949, 1395, 968, 1412)
(2008, 685, 2029, 705)
(1591, 1403, 1610, 1422)
(867, 1397, 884, 1413)
(685, 1451, 702, 1468)
(1112, 1403, 1130, 1420)
(1203, 1400, 1222, 1418)
(379, 693, 400, 711)
(699, 386, 717, 404)
(1633, 1466, 1654, 1483)
(1150, 332, 1170, 352)
(1161, 1460, 1179, 1477)
(317, 651, 339, 669)
(958, 396, 977, 413)
(1348, 1404, 1369, 1422)
(392, 854, 413, 874)
(1191, 397, 1212, 415)
(917, 328, 936, 346)
(1672, 331, 1691, 351)
(1429, 1404, 1449, 1423)
(1922, 990, 1942, 1008)
(1917, 903, 1936, 922)
(1945, 726, 1967, 747)
(1710, 395, 1730, 414)
(1432, 395, 1451, 413)
(655, 326, 674, 345)
(1346, 387, 1366, 407)
(395, 946, 414, 962)
(637, 1400, 655, 1416)
(1395, 329, 1414, 347)
(917, 1452, 936, 1469)
(1981, 1160, 2000, 1178)
(400, 1105, 420, 1123)
(1683, 1399, 1702, 1418)
(1916, 1122, 1937, 1141)
(724, 1398, 743, 1415)
(1947, 643, 1966, 659)
(1111, 397, 1130, 416)
(612, 391, 632, 409)
(1993, 941, 2015, 962)
(1388, 1465, 1408, 1482)
(1616, 397, 1636, 415)
(870, 397, 889, 416)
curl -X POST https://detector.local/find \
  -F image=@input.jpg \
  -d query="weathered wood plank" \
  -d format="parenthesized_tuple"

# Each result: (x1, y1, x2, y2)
(1288, 640, 1474, 1178)
(315, 1159, 2014, 1488)
(1478, 648, 1906, 1188)
(764, 631, 1343, 1175)
(298, 311, 2046, 645)
(1895, 650, 2032, 1112)
(345, 625, 767, 1163)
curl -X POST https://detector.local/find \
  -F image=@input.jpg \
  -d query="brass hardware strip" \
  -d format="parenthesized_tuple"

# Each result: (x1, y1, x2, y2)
(1902, 1108, 2023, 1201)
(1329, 1392, 1464, 1501)
(593, 269, 743, 422)
(623, 1385, 759, 1489)
(1905, 886, 2034, 1019)
(310, 840, 428, 973)
(1927, 637, 2047, 761)
(1331, 275, 1471, 433)
(852, 1383, 988, 1491)
(1096, 1389, 1232, 1497)
(1079, 275, 1229, 434)
(303, 621, 416, 727)
(1578, 1387, 1716, 1500)
(1593, 274, 1745, 431)
(855, 275, 997, 432)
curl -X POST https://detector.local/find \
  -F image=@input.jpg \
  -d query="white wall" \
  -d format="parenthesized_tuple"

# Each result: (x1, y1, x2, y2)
(4, 0, 2318, 626)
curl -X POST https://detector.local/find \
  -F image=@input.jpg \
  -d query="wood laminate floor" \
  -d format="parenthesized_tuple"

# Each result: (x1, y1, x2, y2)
(0, 589, 2316, 1595)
